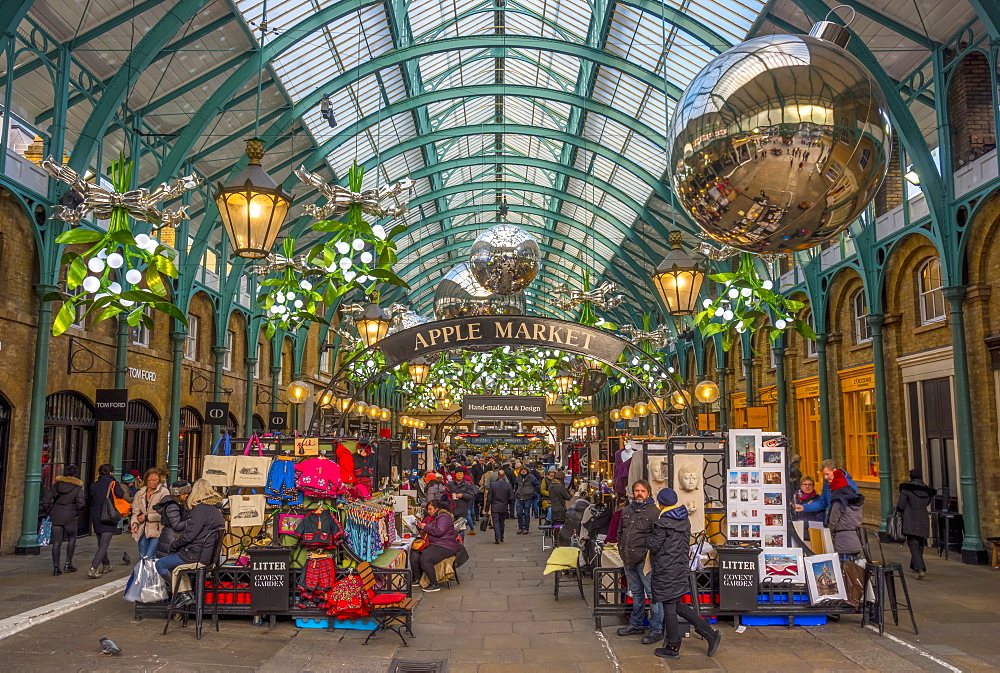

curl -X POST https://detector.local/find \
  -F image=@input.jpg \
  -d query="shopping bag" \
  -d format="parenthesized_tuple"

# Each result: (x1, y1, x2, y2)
(38, 516, 52, 546)
(125, 558, 169, 603)
(885, 510, 905, 543)
(234, 434, 271, 487)
(229, 494, 266, 527)
(100, 482, 124, 526)
(203, 434, 236, 487)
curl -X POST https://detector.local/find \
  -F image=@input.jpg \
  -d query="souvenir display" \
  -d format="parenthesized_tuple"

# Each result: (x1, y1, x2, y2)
(758, 547, 805, 585)
(726, 431, 785, 543)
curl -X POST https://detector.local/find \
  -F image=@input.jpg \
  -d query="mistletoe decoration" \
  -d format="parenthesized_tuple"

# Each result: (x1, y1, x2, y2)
(694, 252, 815, 351)
(44, 154, 197, 336)
(256, 162, 411, 336)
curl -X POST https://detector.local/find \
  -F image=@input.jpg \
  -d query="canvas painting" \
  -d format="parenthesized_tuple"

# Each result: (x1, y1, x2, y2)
(759, 547, 805, 584)
(805, 553, 848, 603)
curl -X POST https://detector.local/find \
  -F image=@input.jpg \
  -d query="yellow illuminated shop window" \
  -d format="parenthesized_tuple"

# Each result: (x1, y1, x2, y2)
(839, 366, 878, 481)
(794, 377, 821, 481)
(730, 392, 746, 428)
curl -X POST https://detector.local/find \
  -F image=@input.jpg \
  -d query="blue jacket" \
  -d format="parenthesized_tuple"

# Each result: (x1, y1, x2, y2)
(800, 470, 858, 517)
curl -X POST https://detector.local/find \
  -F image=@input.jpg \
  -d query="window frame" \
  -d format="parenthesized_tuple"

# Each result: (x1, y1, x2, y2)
(917, 258, 946, 325)
(843, 386, 879, 482)
(852, 289, 872, 344)
(131, 307, 153, 347)
(803, 310, 817, 358)
(184, 314, 199, 360)
(223, 329, 235, 370)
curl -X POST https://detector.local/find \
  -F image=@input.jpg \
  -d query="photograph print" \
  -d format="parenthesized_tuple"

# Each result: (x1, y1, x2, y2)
(758, 547, 805, 584)
(763, 471, 783, 485)
(764, 533, 785, 547)
(729, 429, 762, 468)
(762, 449, 783, 465)
(764, 512, 784, 527)
(805, 553, 848, 604)
(763, 491, 783, 506)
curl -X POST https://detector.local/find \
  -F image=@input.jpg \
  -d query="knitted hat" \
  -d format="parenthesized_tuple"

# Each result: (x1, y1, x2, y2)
(829, 469, 849, 492)
(121, 474, 135, 483)
(169, 480, 192, 496)
(656, 487, 678, 507)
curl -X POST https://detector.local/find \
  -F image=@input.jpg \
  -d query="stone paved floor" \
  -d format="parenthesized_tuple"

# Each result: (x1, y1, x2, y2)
(1, 525, 998, 671)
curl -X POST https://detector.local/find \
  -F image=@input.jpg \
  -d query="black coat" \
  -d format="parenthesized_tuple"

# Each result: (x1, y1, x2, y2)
(89, 474, 125, 535)
(447, 479, 476, 517)
(558, 500, 588, 546)
(547, 480, 572, 523)
(896, 480, 935, 538)
(487, 477, 515, 513)
(153, 496, 189, 558)
(170, 501, 224, 565)
(515, 474, 540, 501)
(618, 498, 660, 567)
(44, 476, 85, 527)
(469, 463, 486, 486)
(647, 511, 691, 603)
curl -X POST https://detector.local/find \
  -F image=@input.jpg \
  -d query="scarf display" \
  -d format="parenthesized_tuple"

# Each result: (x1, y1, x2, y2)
(344, 499, 396, 562)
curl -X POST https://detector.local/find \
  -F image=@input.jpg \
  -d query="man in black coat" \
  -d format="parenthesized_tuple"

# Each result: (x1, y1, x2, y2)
(488, 471, 515, 544)
(896, 468, 936, 579)
(615, 480, 664, 644)
(647, 488, 721, 660)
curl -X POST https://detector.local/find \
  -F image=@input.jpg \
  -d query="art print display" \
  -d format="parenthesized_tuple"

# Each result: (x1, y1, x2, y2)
(758, 547, 805, 584)
(728, 429, 762, 468)
(805, 553, 848, 604)
(764, 512, 784, 527)
(764, 532, 785, 547)
(763, 491, 783, 506)
(763, 471, 782, 485)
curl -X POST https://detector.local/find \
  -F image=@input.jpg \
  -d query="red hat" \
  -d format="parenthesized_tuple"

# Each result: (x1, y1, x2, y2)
(829, 469, 849, 492)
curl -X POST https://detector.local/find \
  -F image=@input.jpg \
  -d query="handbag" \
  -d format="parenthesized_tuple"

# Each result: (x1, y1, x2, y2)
(111, 480, 131, 517)
(411, 534, 429, 551)
(479, 517, 488, 532)
(234, 434, 271, 487)
(38, 516, 52, 546)
(203, 433, 236, 487)
(100, 482, 124, 525)
(885, 510, 905, 543)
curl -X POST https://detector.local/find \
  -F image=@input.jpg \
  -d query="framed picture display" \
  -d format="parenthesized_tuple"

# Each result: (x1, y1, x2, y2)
(758, 547, 805, 584)
(728, 429, 762, 468)
(805, 553, 848, 604)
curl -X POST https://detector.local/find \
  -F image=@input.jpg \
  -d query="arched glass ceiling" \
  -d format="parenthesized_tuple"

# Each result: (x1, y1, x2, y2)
(226, 0, 764, 317)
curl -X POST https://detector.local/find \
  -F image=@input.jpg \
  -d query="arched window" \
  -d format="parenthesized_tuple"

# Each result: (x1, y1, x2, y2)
(852, 289, 872, 344)
(802, 310, 817, 358)
(918, 258, 945, 324)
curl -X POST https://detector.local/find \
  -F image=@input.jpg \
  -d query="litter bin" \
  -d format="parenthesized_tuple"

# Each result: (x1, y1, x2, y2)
(247, 546, 291, 613)
(716, 544, 761, 612)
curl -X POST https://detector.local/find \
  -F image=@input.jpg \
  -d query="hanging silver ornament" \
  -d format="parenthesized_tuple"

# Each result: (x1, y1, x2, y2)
(666, 20, 892, 254)
(433, 262, 526, 320)
(468, 224, 540, 295)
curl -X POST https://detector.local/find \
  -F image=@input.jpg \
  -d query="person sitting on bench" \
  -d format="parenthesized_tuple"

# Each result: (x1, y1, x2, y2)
(411, 497, 459, 593)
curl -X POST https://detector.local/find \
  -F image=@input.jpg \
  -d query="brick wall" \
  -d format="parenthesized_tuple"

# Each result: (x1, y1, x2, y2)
(947, 50, 996, 167)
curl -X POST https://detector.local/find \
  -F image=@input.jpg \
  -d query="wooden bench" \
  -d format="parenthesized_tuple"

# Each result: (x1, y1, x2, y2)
(356, 561, 418, 646)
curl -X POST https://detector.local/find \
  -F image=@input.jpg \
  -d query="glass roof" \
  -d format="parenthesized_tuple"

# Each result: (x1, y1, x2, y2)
(232, 0, 767, 316)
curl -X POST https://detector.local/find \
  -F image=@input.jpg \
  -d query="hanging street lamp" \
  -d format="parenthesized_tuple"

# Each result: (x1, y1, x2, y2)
(408, 357, 431, 386)
(610, 408, 621, 422)
(355, 303, 392, 347)
(695, 380, 721, 404)
(431, 384, 449, 400)
(214, 139, 292, 258)
(652, 231, 705, 316)
(555, 370, 576, 395)
(286, 380, 311, 404)
(620, 405, 635, 420)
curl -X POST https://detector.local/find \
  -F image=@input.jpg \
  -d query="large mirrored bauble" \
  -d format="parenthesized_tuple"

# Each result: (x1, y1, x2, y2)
(433, 262, 526, 320)
(468, 224, 540, 295)
(666, 32, 892, 254)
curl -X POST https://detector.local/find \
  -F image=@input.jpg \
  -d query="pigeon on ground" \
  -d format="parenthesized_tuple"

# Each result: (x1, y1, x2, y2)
(99, 636, 121, 656)
(122, 551, 131, 565)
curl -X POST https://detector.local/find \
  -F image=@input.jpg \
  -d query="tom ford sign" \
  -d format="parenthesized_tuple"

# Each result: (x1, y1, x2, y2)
(377, 316, 627, 368)
(462, 395, 546, 422)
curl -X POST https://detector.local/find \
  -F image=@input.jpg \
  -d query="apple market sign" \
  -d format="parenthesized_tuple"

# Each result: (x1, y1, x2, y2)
(377, 316, 626, 368)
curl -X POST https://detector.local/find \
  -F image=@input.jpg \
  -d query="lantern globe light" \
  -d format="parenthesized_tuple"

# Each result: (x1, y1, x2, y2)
(317, 391, 335, 407)
(380, 407, 391, 421)
(408, 357, 431, 385)
(286, 380, 311, 404)
(634, 401, 650, 418)
(214, 139, 292, 258)
(439, 397, 453, 411)
(545, 391, 559, 405)
(671, 390, 693, 409)
(368, 405, 381, 419)
(354, 401, 368, 416)
(355, 304, 391, 347)
(337, 397, 352, 413)
(620, 405, 635, 420)
(695, 380, 721, 404)
(652, 231, 705, 316)
(610, 408, 621, 421)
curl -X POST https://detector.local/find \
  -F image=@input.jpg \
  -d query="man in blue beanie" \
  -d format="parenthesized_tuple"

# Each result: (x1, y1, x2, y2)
(646, 488, 722, 660)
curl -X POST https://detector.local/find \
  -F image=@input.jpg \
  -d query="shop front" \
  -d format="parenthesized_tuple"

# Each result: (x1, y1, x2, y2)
(123, 400, 160, 478)
(178, 406, 204, 482)
(44, 391, 97, 535)
(792, 376, 821, 482)
(838, 365, 879, 484)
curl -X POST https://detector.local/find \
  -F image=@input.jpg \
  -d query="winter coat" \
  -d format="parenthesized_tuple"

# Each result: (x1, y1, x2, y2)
(153, 496, 188, 558)
(558, 500, 589, 546)
(547, 480, 572, 523)
(130, 484, 169, 541)
(89, 474, 126, 535)
(618, 497, 660, 567)
(169, 496, 225, 565)
(487, 476, 515, 513)
(828, 486, 865, 555)
(426, 479, 447, 506)
(647, 506, 692, 602)
(793, 489, 824, 524)
(469, 463, 486, 486)
(515, 474, 540, 501)
(421, 510, 460, 553)
(44, 476, 85, 527)
(447, 479, 476, 517)
(896, 479, 935, 538)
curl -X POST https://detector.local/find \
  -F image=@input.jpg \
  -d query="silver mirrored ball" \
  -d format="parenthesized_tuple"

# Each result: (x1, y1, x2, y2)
(667, 30, 893, 254)
(468, 224, 540, 295)
(433, 262, 526, 320)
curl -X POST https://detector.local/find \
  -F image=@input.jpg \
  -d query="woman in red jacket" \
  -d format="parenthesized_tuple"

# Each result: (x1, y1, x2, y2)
(410, 497, 459, 592)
